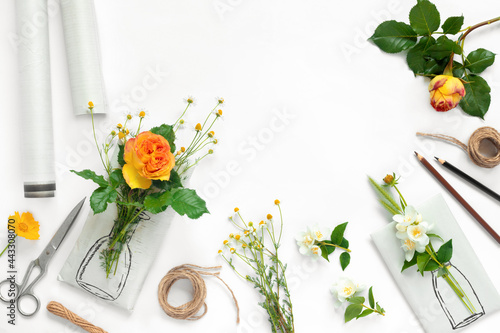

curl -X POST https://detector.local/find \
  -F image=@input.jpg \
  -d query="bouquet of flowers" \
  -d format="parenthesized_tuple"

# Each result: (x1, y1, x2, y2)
(369, 174, 479, 316)
(219, 200, 294, 333)
(72, 98, 222, 277)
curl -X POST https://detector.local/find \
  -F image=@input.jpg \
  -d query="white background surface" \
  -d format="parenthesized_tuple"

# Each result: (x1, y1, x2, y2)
(2, 0, 500, 332)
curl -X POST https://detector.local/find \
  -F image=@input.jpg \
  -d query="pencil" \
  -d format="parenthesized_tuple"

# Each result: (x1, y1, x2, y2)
(415, 151, 500, 244)
(435, 157, 500, 203)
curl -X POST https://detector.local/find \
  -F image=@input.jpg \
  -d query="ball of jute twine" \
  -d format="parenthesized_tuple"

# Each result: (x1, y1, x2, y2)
(417, 127, 500, 168)
(47, 301, 107, 333)
(158, 264, 240, 323)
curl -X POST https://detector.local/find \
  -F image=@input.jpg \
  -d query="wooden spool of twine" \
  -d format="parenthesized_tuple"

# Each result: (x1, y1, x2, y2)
(417, 127, 500, 168)
(47, 301, 107, 333)
(158, 264, 240, 323)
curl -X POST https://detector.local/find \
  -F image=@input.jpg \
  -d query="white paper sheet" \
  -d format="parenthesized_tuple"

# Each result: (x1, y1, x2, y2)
(371, 194, 500, 333)
(60, 0, 107, 115)
(16, 0, 56, 198)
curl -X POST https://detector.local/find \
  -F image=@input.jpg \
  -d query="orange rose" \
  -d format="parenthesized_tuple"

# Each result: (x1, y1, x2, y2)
(122, 131, 175, 189)
(428, 75, 466, 112)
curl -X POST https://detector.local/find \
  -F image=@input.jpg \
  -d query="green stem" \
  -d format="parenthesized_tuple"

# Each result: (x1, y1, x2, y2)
(318, 241, 351, 253)
(0, 235, 16, 257)
(361, 303, 385, 316)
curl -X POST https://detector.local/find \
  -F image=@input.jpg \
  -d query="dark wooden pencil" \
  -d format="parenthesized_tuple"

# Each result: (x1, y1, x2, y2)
(435, 157, 500, 203)
(415, 151, 500, 244)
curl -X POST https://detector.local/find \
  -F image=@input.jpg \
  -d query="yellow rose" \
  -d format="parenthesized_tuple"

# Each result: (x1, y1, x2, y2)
(122, 131, 175, 189)
(428, 75, 466, 112)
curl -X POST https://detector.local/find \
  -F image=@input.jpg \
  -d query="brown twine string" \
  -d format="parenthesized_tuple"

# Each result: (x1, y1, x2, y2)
(417, 126, 500, 168)
(158, 264, 240, 323)
(47, 301, 108, 333)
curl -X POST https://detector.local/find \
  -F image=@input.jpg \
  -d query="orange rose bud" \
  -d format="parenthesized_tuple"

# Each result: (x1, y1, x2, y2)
(122, 131, 175, 189)
(428, 75, 466, 112)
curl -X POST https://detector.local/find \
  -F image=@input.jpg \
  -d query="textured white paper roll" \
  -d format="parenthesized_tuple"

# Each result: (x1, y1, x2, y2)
(16, 0, 56, 198)
(60, 0, 107, 115)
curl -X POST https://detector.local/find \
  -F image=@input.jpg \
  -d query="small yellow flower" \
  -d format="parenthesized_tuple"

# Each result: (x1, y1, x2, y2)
(234, 207, 239, 212)
(118, 132, 126, 140)
(127, 114, 132, 120)
(230, 248, 236, 254)
(218, 97, 225, 104)
(213, 139, 218, 144)
(181, 147, 186, 152)
(274, 199, 280, 205)
(208, 149, 214, 154)
(208, 131, 215, 138)
(235, 234, 241, 240)
(9, 212, 39, 240)
(229, 233, 234, 238)
(242, 244, 247, 248)
(186, 97, 194, 104)
(139, 110, 146, 118)
(111, 130, 117, 136)
(267, 214, 273, 220)
(117, 123, 123, 129)
(126, 129, 130, 135)
(248, 222, 254, 227)
(216, 109, 223, 117)
(244, 230, 250, 236)
(88, 101, 94, 108)
(218, 249, 223, 254)
(176, 151, 181, 156)
(223, 240, 229, 245)
(195, 123, 202, 131)
(179, 119, 185, 124)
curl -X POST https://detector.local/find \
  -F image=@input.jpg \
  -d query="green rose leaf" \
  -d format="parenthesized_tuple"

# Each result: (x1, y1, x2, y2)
(71, 169, 108, 188)
(357, 309, 374, 319)
(416, 252, 431, 276)
(171, 188, 209, 219)
(345, 304, 363, 323)
(90, 186, 118, 214)
(465, 48, 496, 73)
(459, 74, 491, 119)
(144, 190, 175, 214)
(153, 170, 182, 191)
(437, 239, 453, 263)
(452, 61, 465, 78)
(401, 253, 418, 272)
(425, 36, 461, 60)
(109, 169, 125, 188)
(340, 252, 351, 271)
(150, 124, 176, 153)
(118, 143, 125, 167)
(369, 20, 417, 53)
(368, 287, 375, 308)
(349, 296, 365, 304)
(442, 16, 464, 34)
(331, 222, 348, 245)
(406, 36, 436, 74)
(409, 0, 440, 35)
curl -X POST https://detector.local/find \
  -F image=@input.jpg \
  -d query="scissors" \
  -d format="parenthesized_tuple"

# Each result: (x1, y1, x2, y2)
(0, 198, 85, 317)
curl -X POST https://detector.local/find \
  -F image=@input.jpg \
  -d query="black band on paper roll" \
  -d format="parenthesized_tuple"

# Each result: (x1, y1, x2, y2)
(24, 182, 56, 198)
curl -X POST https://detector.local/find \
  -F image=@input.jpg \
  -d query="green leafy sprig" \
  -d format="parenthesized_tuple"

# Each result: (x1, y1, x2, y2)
(344, 287, 385, 323)
(319, 222, 351, 271)
(370, 0, 499, 118)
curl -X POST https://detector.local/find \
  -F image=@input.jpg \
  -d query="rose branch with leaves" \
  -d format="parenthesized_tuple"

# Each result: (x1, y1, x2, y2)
(370, 0, 498, 118)
(72, 98, 222, 277)
(369, 173, 480, 315)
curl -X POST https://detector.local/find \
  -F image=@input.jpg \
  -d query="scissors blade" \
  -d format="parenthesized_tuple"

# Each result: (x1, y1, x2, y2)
(38, 198, 86, 266)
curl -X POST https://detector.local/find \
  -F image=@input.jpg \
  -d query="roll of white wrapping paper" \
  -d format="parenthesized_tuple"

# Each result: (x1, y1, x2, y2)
(60, 0, 107, 115)
(16, 0, 56, 198)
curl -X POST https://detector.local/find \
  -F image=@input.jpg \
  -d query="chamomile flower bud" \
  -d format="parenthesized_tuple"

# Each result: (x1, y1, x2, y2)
(208, 131, 215, 138)
(242, 243, 247, 248)
(248, 222, 254, 227)
(195, 123, 202, 131)
(213, 139, 218, 144)
(181, 147, 186, 152)
(218, 249, 223, 255)
(88, 101, 94, 109)
(118, 132, 126, 140)
(126, 129, 130, 135)
(259, 220, 266, 228)
(111, 130, 117, 136)
(274, 199, 280, 205)
(216, 109, 223, 117)
(223, 240, 229, 245)
(179, 119, 185, 124)
(117, 123, 123, 129)
(176, 151, 181, 156)
(186, 97, 194, 104)
(234, 207, 239, 213)
(138, 110, 146, 118)
(267, 214, 273, 220)
(208, 149, 214, 154)
(230, 248, 236, 254)
(235, 234, 241, 240)
(229, 233, 234, 238)
(127, 114, 132, 120)
(217, 97, 225, 104)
